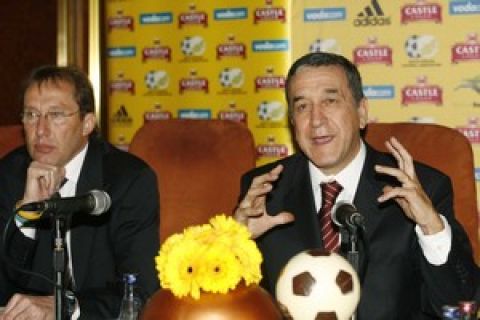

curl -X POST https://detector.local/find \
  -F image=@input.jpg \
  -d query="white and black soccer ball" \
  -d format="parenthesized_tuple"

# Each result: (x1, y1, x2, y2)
(219, 68, 232, 87)
(181, 35, 205, 56)
(144, 70, 169, 90)
(276, 249, 360, 320)
(219, 67, 244, 88)
(309, 38, 340, 54)
(405, 35, 421, 58)
(405, 34, 438, 59)
(257, 101, 285, 121)
(257, 101, 271, 120)
(309, 38, 324, 53)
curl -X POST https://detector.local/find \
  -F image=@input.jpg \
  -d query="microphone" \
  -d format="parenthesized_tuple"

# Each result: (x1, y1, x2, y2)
(332, 201, 365, 230)
(18, 190, 111, 218)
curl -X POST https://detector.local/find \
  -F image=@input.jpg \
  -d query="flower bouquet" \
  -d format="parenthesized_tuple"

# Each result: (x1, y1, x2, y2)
(141, 214, 281, 320)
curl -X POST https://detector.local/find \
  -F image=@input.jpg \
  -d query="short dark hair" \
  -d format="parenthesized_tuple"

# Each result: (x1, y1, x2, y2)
(285, 52, 365, 117)
(21, 65, 95, 115)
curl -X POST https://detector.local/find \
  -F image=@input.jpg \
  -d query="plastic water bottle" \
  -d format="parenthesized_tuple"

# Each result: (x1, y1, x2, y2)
(117, 273, 142, 320)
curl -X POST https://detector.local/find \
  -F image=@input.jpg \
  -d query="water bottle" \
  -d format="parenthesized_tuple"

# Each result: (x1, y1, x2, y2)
(117, 273, 142, 320)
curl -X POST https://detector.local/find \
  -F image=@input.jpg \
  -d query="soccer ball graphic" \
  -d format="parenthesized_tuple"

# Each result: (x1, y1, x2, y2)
(309, 38, 340, 54)
(181, 35, 205, 56)
(144, 70, 169, 90)
(257, 101, 285, 121)
(219, 67, 244, 88)
(404, 35, 438, 59)
(276, 249, 360, 320)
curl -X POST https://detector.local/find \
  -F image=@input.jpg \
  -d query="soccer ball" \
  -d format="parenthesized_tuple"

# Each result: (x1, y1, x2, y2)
(405, 35, 421, 58)
(257, 101, 285, 121)
(145, 70, 169, 90)
(405, 35, 437, 59)
(276, 249, 360, 320)
(219, 68, 244, 88)
(181, 35, 205, 56)
(309, 38, 340, 54)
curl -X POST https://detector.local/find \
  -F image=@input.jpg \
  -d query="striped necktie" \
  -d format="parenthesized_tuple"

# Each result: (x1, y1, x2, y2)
(319, 181, 343, 252)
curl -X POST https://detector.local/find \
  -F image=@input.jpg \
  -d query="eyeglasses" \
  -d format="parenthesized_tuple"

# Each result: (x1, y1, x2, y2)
(20, 110, 81, 126)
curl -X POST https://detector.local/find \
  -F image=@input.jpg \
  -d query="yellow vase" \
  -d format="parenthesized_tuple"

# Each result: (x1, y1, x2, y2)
(141, 283, 282, 320)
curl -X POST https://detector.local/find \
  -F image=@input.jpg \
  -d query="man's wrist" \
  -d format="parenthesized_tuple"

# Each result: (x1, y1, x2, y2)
(418, 213, 444, 235)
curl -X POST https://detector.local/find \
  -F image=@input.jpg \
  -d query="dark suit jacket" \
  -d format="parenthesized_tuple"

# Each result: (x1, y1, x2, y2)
(0, 136, 160, 319)
(240, 144, 478, 319)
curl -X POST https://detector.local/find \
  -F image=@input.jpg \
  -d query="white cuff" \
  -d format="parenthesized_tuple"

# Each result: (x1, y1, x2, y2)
(415, 214, 451, 265)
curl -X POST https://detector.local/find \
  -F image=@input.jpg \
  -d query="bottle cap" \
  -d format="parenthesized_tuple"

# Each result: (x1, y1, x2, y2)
(124, 273, 137, 285)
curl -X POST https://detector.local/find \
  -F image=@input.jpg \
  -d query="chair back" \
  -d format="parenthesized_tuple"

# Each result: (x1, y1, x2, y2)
(129, 119, 257, 243)
(364, 122, 479, 263)
(0, 125, 24, 158)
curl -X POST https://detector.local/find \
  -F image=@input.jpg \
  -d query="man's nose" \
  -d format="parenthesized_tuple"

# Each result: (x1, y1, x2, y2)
(35, 114, 51, 136)
(311, 105, 327, 126)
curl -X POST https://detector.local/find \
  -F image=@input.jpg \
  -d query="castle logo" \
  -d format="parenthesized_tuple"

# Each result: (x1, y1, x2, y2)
(178, 4, 208, 28)
(353, 36, 392, 65)
(254, 0, 286, 23)
(216, 35, 246, 59)
(456, 118, 480, 144)
(142, 40, 171, 62)
(109, 73, 135, 95)
(179, 70, 209, 94)
(108, 10, 134, 31)
(401, 75, 443, 106)
(354, 0, 391, 26)
(144, 105, 172, 121)
(401, 1, 442, 24)
(257, 136, 289, 157)
(255, 67, 285, 91)
(451, 33, 480, 63)
(217, 102, 247, 124)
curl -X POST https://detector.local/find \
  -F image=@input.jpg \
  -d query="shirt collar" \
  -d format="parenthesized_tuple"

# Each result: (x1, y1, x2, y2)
(309, 140, 366, 203)
(64, 142, 89, 185)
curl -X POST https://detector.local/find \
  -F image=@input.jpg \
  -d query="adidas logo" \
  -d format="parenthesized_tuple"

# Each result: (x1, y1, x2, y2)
(112, 105, 133, 124)
(354, 0, 391, 26)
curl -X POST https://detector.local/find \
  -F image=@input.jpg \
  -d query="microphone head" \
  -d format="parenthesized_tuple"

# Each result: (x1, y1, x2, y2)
(331, 201, 357, 227)
(89, 190, 111, 216)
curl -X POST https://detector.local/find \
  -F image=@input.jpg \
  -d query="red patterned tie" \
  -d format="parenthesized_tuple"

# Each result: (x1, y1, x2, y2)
(319, 181, 343, 252)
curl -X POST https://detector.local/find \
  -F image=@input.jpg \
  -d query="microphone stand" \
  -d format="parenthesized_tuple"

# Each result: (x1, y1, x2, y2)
(345, 227, 360, 275)
(52, 212, 68, 320)
(342, 226, 362, 320)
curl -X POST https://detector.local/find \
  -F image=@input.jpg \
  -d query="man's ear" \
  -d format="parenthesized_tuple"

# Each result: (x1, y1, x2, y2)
(82, 113, 96, 136)
(358, 98, 369, 129)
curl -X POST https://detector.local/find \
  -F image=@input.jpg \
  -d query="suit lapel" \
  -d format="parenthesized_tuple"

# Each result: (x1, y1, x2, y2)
(70, 139, 105, 290)
(354, 145, 396, 239)
(353, 144, 395, 280)
(284, 155, 323, 248)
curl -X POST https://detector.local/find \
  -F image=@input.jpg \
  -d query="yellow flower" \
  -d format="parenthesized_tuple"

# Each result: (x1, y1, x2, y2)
(197, 244, 242, 294)
(159, 236, 203, 299)
(155, 214, 263, 299)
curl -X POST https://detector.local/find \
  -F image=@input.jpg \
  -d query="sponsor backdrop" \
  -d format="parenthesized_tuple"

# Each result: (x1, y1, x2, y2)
(104, 1, 480, 212)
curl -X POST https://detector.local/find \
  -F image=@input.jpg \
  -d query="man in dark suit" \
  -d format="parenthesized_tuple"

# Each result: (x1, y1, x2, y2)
(235, 52, 479, 319)
(0, 66, 159, 319)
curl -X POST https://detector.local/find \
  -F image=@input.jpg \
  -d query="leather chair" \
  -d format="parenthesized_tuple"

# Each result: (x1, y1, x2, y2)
(129, 119, 257, 243)
(0, 124, 24, 158)
(364, 122, 479, 263)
